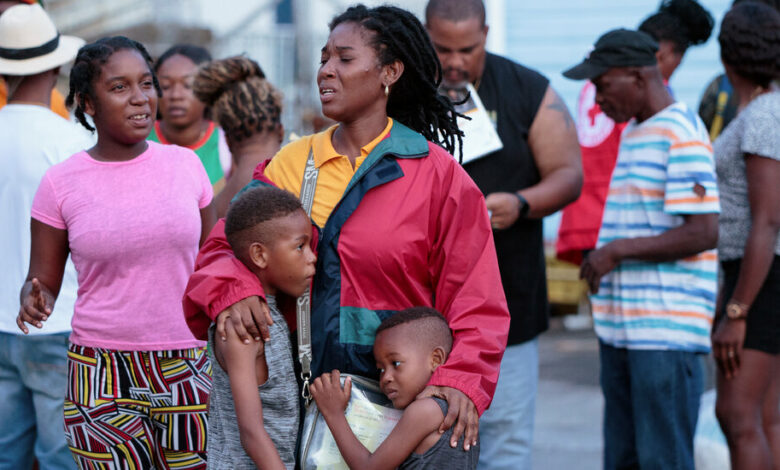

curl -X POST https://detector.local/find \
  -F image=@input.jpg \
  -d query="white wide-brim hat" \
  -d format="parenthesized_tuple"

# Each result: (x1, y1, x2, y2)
(0, 3, 84, 76)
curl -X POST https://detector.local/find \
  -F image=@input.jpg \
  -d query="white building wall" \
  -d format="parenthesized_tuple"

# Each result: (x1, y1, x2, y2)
(501, 0, 732, 117)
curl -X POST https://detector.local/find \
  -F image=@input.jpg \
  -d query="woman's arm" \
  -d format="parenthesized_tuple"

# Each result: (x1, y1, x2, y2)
(728, 154, 780, 310)
(217, 327, 285, 470)
(713, 154, 780, 378)
(310, 371, 442, 470)
(17, 219, 69, 333)
(424, 145, 511, 446)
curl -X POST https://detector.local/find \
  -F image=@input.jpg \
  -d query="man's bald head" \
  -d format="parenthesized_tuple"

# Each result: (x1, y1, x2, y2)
(425, 0, 485, 27)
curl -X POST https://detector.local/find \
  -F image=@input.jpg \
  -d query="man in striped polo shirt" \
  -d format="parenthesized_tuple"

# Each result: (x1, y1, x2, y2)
(564, 29, 719, 470)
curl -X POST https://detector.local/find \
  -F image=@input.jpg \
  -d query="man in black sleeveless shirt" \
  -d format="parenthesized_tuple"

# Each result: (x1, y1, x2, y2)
(425, 1, 582, 469)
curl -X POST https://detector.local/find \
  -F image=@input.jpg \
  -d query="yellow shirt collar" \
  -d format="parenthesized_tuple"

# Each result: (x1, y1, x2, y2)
(311, 118, 394, 168)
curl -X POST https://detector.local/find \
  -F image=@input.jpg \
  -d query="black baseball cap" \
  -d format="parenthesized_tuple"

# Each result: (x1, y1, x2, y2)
(563, 29, 659, 80)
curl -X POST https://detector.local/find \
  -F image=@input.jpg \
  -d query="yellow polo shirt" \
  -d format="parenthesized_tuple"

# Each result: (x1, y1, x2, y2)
(265, 118, 393, 228)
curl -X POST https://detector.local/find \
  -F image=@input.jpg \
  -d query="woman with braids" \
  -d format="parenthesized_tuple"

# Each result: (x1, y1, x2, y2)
(711, 3, 780, 469)
(558, 0, 714, 264)
(638, 0, 714, 86)
(17, 36, 215, 469)
(149, 44, 233, 197)
(184, 3, 509, 452)
(193, 56, 284, 218)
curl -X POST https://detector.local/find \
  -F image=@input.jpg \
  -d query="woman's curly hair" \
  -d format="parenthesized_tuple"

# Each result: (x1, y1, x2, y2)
(719, 1, 780, 87)
(193, 56, 283, 144)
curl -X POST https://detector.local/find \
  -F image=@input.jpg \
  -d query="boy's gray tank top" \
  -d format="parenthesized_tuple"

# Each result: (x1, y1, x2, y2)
(399, 397, 479, 469)
(206, 296, 300, 469)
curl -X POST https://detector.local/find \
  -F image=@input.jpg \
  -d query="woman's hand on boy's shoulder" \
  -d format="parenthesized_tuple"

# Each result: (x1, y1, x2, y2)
(310, 370, 351, 418)
(216, 295, 273, 344)
(214, 319, 267, 377)
(416, 385, 478, 451)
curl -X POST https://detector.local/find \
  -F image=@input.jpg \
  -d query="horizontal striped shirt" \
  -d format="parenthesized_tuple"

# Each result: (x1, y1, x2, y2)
(593, 102, 720, 352)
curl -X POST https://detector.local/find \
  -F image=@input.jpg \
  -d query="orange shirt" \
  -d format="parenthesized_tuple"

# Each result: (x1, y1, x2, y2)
(265, 118, 393, 228)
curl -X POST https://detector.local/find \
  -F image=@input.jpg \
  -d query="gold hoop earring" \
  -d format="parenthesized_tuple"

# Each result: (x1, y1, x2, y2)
(384, 85, 389, 96)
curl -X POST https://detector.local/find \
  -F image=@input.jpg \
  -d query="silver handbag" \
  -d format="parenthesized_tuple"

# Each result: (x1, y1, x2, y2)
(299, 374, 402, 469)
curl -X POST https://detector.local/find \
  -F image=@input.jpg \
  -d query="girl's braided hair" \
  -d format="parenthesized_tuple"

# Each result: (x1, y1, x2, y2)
(66, 36, 161, 132)
(329, 4, 463, 159)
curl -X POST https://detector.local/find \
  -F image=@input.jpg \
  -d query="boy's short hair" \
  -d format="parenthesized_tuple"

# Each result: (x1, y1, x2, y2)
(376, 307, 453, 354)
(224, 186, 304, 266)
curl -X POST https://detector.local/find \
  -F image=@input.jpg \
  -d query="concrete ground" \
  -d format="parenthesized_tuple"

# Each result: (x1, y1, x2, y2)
(533, 321, 603, 469)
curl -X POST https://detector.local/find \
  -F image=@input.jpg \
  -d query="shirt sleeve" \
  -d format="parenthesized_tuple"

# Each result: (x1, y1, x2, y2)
(741, 99, 780, 161)
(663, 130, 720, 215)
(185, 147, 213, 208)
(31, 171, 67, 230)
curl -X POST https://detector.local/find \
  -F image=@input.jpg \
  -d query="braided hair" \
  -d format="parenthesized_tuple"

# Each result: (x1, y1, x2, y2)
(193, 56, 283, 144)
(639, 0, 714, 54)
(719, 1, 780, 88)
(66, 36, 161, 132)
(329, 4, 463, 159)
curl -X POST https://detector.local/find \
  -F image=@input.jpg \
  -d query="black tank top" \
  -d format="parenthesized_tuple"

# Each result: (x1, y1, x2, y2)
(464, 53, 550, 346)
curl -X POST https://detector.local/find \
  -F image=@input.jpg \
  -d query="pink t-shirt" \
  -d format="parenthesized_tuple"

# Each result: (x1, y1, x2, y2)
(32, 141, 212, 350)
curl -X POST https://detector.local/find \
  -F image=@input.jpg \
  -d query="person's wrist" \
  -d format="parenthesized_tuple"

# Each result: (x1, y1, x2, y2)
(513, 192, 530, 219)
(725, 300, 749, 320)
(607, 239, 626, 263)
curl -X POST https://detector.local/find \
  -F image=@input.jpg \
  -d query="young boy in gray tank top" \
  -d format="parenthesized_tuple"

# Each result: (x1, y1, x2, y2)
(206, 186, 317, 469)
(310, 307, 479, 469)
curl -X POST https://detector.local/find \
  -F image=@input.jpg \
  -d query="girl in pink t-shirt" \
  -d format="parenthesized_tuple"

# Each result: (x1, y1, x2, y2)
(17, 37, 216, 469)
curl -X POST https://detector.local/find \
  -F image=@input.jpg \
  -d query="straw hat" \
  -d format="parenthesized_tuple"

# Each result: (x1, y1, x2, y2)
(0, 3, 84, 75)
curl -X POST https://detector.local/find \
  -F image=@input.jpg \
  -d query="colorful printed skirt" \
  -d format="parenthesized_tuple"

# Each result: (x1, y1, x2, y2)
(64, 344, 212, 469)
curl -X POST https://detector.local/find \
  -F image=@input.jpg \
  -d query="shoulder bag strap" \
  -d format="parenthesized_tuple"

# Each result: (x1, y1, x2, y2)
(297, 145, 318, 405)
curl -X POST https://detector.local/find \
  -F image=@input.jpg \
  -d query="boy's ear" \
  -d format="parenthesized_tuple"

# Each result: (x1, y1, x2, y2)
(430, 346, 446, 371)
(249, 241, 270, 269)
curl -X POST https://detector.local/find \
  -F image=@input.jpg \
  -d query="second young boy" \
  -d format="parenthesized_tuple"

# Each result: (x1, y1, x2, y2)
(310, 307, 479, 469)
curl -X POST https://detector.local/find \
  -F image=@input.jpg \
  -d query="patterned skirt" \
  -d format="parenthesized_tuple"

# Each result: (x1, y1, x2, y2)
(63, 344, 212, 469)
